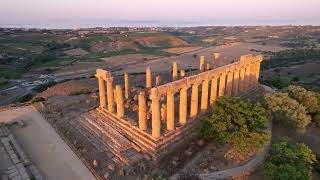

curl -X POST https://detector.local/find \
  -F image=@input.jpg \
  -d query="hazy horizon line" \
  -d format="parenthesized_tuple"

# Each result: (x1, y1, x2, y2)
(1, 18, 320, 29)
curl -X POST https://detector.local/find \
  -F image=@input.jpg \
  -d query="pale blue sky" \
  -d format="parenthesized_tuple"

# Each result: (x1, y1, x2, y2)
(1, 0, 319, 28)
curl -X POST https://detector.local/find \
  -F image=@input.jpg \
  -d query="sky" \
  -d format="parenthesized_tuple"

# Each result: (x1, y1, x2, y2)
(0, 0, 320, 28)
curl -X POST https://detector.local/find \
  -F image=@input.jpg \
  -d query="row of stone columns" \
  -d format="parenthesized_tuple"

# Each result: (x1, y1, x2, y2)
(96, 55, 262, 139)
(96, 70, 126, 118)
(145, 60, 261, 138)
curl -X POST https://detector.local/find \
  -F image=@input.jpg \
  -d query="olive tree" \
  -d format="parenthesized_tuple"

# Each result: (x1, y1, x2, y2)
(199, 96, 270, 158)
(265, 93, 311, 133)
(288, 85, 319, 114)
(263, 138, 316, 180)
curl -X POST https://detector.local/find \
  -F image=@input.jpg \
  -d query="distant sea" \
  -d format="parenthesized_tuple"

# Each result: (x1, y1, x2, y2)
(1, 19, 319, 29)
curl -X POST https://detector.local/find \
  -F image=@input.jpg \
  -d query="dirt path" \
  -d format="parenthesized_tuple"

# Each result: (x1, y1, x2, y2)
(0, 106, 96, 180)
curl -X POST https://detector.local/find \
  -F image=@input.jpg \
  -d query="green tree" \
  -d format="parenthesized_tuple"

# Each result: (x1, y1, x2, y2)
(262, 75, 289, 89)
(265, 93, 311, 133)
(199, 96, 270, 158)
(288, 85, 319, 114)
(263, 138, 316, 180)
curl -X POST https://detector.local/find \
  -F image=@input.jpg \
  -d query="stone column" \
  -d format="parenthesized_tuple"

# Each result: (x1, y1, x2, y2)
(249, 63, 255, 87)
(225, 71, 234, 96)
(151, 89, 161, 138)
(200, 56, 205, 72)
(238, 67, 246, 93)
(115, 85, 124, 118)
(124, 72, 130, 99)
(161, 104, 166, 123)
(98, 77, 107, 108)
(180, 69, 186, 78)
(210, 77, 218, 106)
(206, 64, 211, 71)
(173, 62, 178, 81)
(244, 65, 251, 90)
(146, 67, 152, 88)
(138, 92, 147, 131)
(155, 75, 161, 86)
(106, 78, 115, 112)
(179, 87, 187, 125)
(166, 91, 175, 131)
(190, 82, 199, 118)
(213, 53, 221, 68)
(254, 62, 261, 85)
(214, 59, 220, 68)
(218, 72, 226, 97)
(223, 57, 229, 66)
(201, 79, 209, 112)
(232, 69, 240, 96)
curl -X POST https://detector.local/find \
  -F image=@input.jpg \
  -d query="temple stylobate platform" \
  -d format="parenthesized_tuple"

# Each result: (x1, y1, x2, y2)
(84, 53, 263, 161)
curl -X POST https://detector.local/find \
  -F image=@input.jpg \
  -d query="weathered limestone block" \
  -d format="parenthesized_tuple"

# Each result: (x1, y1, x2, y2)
(218, 72, 226, 97)
(225, 71, 234, 96)
(124, 72, 130, 99)
(115, 85, 124, 118)
(190, 82, 199, 118)
(173, 62, 178, 81)
(166, 92, 175, 131)
(146, 67, 152, 88)
(210, 77, 218, 106)
(138, 92, 147, 131)
(179, 87, 188, 125)
(201, 79, 209, 112)
(200, 56, 205, 72)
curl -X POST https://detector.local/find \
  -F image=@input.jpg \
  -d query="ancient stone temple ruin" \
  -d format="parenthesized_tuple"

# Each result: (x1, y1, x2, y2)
(80, 54, 263, 164)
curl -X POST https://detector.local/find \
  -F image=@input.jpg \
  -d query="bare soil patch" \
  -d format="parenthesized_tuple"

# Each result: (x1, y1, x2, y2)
(134, 34, 189, 47)
(101, 54, 160, 66)
(162, 46, 201, 54)
(63, 48, 89, 56)
(36, 79, 97, 99)
(52, 61, 106, 76)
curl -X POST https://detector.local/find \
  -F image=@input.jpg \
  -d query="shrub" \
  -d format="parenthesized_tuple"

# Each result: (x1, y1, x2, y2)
(315, 154, 320, 174)
(263, 138, 316, 180)
(265, 93, 311, 133)
(31, 96, 45, 103)
(263, 75, 289, 89)
(199, 96, 270, 158)
(288, 85, 319, 114)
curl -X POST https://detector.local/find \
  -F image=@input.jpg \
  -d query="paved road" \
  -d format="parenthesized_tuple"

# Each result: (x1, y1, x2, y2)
(0, 106, 96, 180)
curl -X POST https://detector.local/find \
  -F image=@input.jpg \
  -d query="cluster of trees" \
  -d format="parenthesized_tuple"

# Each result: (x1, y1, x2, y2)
(197, 85, 319, 179)
(263, 138, 316, 180)
(262, 75, 289, 89)
(199, 96, 270, 159)
(265, 85, 320, 132)
(261, 49, 320, 70)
